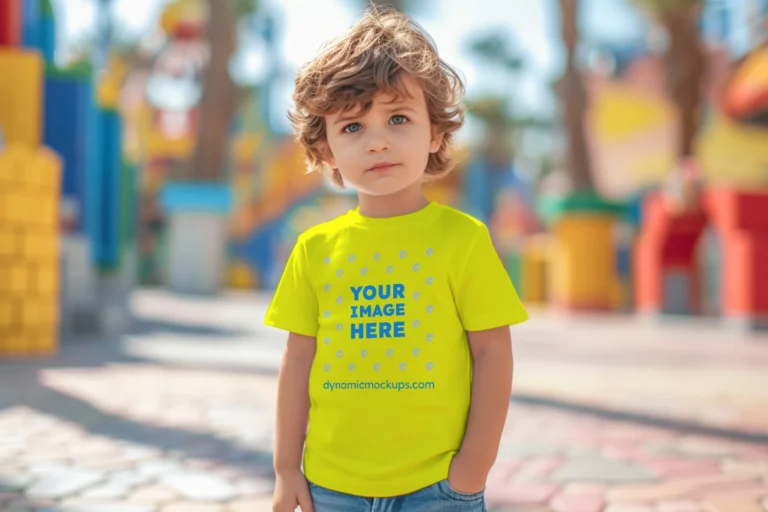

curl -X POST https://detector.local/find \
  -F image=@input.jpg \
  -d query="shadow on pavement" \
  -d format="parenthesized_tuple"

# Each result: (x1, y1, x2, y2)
(513, 394, 768, 446)
(0, 317, 278, 481)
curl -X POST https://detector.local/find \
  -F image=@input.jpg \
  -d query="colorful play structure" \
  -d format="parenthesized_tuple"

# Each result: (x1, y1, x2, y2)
(517, 39, 768, 331)
(124, 2, 768, 333)
(0, 0, 136, 358)
(3, 0, 768, 363)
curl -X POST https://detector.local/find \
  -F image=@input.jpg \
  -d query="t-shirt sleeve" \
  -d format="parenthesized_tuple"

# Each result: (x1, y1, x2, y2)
(263, 235, 319, 337)
(455, 225, 528, 331)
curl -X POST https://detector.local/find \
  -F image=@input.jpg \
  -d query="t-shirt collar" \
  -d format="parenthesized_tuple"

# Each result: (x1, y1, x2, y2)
(347, 201, 439, 228)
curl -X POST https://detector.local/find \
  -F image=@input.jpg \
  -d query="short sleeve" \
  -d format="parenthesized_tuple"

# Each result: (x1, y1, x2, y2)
(264, 235, 319, 337)
(455, 226, 528, 331)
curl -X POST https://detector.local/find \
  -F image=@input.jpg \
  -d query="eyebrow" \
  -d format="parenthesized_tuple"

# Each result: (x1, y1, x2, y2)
(333, 112, 361, 126)
(332, 104, 418, 126)
(388, 105, 417, 115)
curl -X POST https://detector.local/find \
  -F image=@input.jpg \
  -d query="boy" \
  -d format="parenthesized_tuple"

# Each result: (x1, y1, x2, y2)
(265, 6, 528, 511)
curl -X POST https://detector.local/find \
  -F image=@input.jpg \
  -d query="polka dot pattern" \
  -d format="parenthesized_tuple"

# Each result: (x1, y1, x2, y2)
(318, 247, 444, 380)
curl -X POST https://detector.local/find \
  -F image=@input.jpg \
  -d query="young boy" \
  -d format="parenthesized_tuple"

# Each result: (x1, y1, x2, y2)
(265, 6, 528, 511)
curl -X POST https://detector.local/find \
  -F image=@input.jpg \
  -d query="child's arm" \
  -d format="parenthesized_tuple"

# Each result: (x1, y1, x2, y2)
(273, 332, 316, 512)
(449, 326, 513, 492)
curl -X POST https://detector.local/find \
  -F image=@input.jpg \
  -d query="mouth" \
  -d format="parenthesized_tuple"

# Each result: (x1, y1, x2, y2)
(367, 162, 399, 172)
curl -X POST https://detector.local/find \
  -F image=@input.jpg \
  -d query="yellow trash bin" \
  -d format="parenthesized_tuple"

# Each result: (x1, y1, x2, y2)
(520, 235, 549, 305)
(550, 213, 620, 310)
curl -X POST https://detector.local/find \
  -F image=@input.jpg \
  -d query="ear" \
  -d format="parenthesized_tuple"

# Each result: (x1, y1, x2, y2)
(429, 127, 444, 154)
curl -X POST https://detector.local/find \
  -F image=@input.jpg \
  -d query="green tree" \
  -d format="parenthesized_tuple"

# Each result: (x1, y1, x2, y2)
(468, 31, 524, 77)
(468, 29, 525, 109)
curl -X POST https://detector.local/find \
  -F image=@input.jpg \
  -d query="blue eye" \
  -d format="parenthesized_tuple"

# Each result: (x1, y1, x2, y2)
(343, 123, 362, 133)
(390, 115, 408, 125)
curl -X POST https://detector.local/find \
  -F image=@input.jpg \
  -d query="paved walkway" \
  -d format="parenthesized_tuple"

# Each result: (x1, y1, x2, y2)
(0, 290, 766, 511)
(127, 291, 768, 437)
(510, 309, 768, 438)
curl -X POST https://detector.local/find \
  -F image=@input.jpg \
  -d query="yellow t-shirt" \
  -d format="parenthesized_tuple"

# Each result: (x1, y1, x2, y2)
(264, 201, 528, 497)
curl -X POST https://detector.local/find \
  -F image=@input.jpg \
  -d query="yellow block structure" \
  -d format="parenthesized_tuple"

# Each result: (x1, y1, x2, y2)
(0, 144, 61, 357)
(549, 214, 621, 311)
(0, 49, 43, 148)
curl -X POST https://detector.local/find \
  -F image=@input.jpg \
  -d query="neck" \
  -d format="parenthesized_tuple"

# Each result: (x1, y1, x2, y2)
(357, 181, 428, 218)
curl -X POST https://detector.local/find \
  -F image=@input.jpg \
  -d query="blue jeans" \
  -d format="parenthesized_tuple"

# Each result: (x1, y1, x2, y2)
(308, 479, 487, 511)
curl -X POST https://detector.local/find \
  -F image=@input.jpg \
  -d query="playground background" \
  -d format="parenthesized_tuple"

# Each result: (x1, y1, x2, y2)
(3, 1, 768, 511)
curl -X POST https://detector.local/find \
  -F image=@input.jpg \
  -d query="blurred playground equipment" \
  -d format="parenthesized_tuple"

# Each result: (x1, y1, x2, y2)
(523, 29, 768, 329)
(129, 0, 327, 291)
(4, 0, 768, 361)
(129, 0, 513, 293)
(0, 0, 136, 358)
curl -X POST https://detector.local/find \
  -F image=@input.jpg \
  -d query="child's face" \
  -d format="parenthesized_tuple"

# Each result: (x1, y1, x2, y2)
(323, 74, 443, 197)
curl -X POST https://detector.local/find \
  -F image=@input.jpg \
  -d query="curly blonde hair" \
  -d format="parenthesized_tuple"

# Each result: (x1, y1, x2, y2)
(288, 5, 465, 187)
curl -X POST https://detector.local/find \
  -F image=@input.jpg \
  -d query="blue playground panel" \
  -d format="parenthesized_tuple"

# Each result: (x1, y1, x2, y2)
(20, 0, 55, 63)
(231, 191, 322, 289)
(38, 12, 54, 62)
(93, 109, 123, 269)
(44, 75, 91, 233)
(43, 72, 100, 249)
(20, 0, 40, 50)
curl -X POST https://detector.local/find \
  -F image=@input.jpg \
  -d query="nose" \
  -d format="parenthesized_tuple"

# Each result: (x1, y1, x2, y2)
(365, 128, 390, 153)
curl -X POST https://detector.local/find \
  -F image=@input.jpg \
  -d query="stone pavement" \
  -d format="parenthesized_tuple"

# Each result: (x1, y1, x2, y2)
(0, 289, 766, 511)
(127, 290, 768, 437)
(509, 309, 768, 438)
